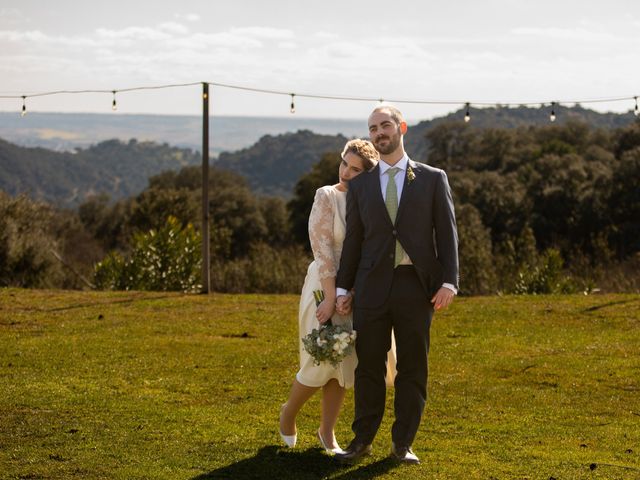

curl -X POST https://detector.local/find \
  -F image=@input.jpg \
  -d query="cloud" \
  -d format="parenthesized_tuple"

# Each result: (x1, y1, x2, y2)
(511, 26, 618, 42)
(278, 41, 297, 49)
(0, 7, 28, 25)
(230, 26, 294, 39)
(158, 22, 189, 35)
(175, 13, 200, 22)
(314, 31, 339, 40)
(0, 29, 98, 48)
(171, 32, 262, 50)
(96, 26, 173, 42)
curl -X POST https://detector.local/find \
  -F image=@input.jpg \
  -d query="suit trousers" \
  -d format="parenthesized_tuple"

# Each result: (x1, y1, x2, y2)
(352, 265, 433, 447)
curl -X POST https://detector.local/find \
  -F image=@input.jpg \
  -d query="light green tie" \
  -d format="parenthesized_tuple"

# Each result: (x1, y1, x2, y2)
(385, 167, 406, 268)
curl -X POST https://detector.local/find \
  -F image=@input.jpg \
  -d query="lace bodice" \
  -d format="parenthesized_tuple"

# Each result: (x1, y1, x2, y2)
(308, 185, 347, 280)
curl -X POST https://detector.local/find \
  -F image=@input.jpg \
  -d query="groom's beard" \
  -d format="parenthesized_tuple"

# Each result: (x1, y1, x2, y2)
(374, 131, 401, 155)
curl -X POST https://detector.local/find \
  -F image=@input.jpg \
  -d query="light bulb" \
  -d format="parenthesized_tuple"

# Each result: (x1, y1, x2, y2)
(112, 91, 117, 111)
(290, 94, 295, 114)
(464, 103, 470, 123)
(21, 96, 26, 117)
(550, 102, 556, 122)
(634, 97, 638, 117)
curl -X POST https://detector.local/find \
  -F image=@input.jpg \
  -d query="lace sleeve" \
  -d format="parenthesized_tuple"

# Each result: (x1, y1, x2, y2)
(309, 187, 337, 280)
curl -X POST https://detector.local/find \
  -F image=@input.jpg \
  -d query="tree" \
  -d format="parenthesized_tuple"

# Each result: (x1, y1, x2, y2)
(455, 203, 496, 294)
(607, 147, 640, 257)
(0, 192, 63, 287)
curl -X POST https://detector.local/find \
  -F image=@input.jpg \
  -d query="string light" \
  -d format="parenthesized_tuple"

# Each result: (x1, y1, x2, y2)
(2, 81, 639, 121)
(21, 96, 26, 117)
(550, 102, 556, 122)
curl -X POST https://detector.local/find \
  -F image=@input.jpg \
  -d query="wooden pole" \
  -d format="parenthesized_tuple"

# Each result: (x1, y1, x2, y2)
(201, 82, 211, 293)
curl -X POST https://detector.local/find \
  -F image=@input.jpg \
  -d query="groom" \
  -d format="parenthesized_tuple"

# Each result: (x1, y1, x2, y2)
(335, 104, 459, 464)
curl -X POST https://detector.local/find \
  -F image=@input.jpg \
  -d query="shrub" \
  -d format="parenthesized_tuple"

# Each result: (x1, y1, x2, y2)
(512, 248, 578, 294)
(94, 216, 201, 292)
(211, 244, 309, 294)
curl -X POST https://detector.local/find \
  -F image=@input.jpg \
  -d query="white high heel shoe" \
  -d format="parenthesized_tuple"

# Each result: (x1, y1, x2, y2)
(317, 429, 344, 455)
(279, 404, 297, 448)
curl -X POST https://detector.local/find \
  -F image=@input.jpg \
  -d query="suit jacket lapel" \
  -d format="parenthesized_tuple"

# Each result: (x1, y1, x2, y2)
(395, 160, 415, 225)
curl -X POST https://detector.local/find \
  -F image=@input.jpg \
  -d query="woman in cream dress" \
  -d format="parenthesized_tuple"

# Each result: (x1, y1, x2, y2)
(279, 139, 396, 454)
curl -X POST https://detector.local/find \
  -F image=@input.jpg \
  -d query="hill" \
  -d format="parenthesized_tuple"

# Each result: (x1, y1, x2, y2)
(0, 138, 201, 206)
(404, 104, 636, 161)
(1, 105, 637, 205)
(215, 130, 348, 197)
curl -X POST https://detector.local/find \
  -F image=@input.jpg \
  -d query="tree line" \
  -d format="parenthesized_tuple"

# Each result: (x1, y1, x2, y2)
(1, 118, 638, 295)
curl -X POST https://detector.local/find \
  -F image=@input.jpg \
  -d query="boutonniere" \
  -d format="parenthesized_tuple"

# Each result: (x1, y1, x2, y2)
(407, 166, 416, 184)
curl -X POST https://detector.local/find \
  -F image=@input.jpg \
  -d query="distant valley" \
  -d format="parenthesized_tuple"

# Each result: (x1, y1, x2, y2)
(0, 112, 365, 156)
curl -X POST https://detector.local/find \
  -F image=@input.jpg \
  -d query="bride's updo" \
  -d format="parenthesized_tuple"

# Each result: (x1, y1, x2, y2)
(341, 139, 379, 171)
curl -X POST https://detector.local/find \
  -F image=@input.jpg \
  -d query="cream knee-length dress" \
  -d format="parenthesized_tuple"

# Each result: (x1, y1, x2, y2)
(295, 185, 396, 389)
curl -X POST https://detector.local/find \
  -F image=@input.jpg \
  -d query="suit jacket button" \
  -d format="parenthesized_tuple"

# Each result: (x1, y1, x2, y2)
(389, 253, 394, 259)
(392, 229, 397, 236)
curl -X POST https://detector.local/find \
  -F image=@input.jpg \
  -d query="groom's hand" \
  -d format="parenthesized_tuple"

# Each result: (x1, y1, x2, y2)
(431, 287, 455, 311)
(335, 294, 352, 315)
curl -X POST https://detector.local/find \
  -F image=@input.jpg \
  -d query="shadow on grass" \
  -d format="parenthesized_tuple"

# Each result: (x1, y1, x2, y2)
(39, 294, 175, 313)
(192, 445, 398, 480)
(582, 299, 637, 313)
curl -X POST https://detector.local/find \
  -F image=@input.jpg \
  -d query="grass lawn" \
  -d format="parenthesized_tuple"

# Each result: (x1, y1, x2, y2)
(1, 288, 639, 479)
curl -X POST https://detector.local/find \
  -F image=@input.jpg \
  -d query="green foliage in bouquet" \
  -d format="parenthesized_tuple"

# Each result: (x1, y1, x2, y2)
(301, 290, 356, 367)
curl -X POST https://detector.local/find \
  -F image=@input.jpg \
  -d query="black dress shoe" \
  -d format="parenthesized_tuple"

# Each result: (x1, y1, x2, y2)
(390, 443, 420, 464)
(334, 441, 372, 464)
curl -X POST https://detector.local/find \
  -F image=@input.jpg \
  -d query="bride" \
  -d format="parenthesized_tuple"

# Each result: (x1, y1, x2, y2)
(279, 139, 396, 454)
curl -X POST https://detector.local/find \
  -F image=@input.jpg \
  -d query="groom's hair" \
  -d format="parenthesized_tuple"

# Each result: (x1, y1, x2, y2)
(371, 103, 405, 127)
(341, 139, 379, 171)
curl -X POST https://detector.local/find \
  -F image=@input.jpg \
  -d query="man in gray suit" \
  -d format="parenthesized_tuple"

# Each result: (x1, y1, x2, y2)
(335, 104, 459, 464)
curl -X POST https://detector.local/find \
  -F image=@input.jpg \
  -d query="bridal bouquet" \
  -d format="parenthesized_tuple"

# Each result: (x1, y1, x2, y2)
(302, 290, 357, 367)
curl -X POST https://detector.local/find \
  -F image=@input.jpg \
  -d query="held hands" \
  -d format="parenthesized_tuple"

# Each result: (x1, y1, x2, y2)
(335, 292, 353, 316)
(315, 297, 336, 324)
(431, 287, 455, 311)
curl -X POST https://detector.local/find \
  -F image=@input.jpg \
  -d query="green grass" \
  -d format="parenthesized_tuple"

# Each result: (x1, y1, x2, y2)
(1, 289, 639, 479)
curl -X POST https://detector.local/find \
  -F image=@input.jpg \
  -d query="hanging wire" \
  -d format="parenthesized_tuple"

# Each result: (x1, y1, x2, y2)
(2, 80, 638, 114)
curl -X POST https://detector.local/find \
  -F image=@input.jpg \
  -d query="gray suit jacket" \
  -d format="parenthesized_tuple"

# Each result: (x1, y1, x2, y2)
(336, 159, 459, 309)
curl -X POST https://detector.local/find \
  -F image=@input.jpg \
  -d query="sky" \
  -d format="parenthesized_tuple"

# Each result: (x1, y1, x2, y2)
(1, 0, 640, 122)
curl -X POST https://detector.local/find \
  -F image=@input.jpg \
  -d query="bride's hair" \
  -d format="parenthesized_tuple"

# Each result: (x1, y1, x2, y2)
(341, 139, 379, 171)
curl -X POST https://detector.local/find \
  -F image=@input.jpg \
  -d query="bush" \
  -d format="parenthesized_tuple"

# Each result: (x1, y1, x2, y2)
(211, 244, 310, 294)
(512, 248, 578, 294)
(0, 193, 64, 288)
(94, 216, 201, 292)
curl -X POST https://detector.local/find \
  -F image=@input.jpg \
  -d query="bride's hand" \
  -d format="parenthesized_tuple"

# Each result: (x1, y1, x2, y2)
(315, 298, 336, 324)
